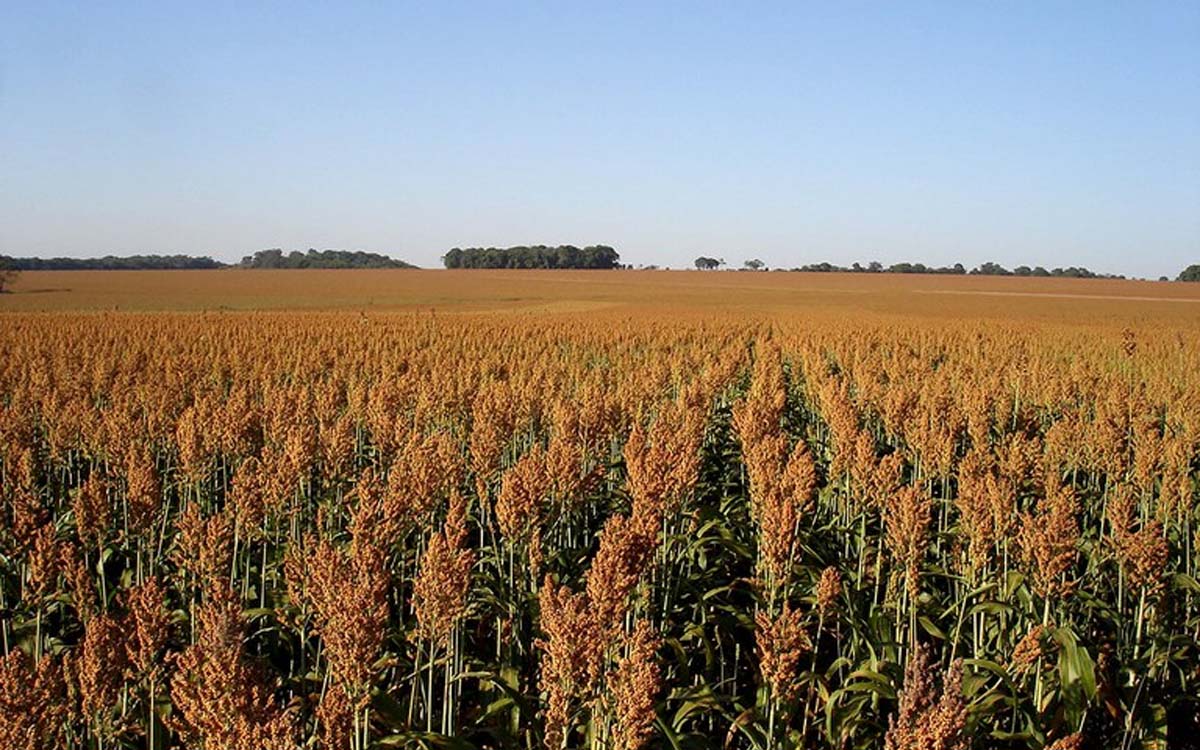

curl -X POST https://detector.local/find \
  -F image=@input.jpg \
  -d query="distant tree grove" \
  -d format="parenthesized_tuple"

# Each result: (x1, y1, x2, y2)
(442, 245, 620, 269)
(0, 250, 416, 271)
(238, 249, 415, 269)
(712, 258, 1129, 279)
(0, 254, 224, 271)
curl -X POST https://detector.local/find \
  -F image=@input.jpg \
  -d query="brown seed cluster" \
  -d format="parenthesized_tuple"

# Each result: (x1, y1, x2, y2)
(303, 540, 389, 704)
(169, 583, 296, 749)
(1017, 480, 1080, 601)
(537, 578, 597, 750)
(128, 576, 172, 684)
(0, 650, 69, 750)
(606, 620, 662, 750)
(885, 644, 968, 750)
(412, 492, 475, 648)
(1044, 733, 1086, 750)
(76, 612, 127, 735)
(955, 448, 1016, 575)
(755, 604, 811, 704)
(1010, 624, 1055, 673)
(885, 486, 932, 599)
(1106, 484, 1169, 598)
(816, 565, 842, 618)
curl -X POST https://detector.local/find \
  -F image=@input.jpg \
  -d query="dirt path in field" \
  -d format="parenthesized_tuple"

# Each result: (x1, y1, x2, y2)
(916, 289, 1200, 303)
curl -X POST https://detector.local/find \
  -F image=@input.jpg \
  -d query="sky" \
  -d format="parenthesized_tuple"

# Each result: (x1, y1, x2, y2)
(2, 3, 1198, 277)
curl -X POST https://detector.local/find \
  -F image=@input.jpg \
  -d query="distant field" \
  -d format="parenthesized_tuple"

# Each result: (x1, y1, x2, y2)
(3, 269, 1199, 327)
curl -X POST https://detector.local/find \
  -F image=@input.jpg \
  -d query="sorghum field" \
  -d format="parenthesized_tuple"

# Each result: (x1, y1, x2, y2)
(2, 270, 1199, 750)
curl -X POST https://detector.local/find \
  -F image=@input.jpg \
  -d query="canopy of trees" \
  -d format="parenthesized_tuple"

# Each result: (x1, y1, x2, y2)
(779, 260, 1122, 278)
(0, 254, 223, 270)
(791, 261, 964, 274)
(239, 249, 415, 269)
(970, 262, 1121, 278)
(442, 245, 619, 269)
(1179, 264, 1200, 282)
(1, 250, 416, 272)
(694, 257, 722, 270)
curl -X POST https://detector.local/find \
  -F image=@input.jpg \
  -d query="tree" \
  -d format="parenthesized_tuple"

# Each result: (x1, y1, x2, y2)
(2, 254, 223, 271)
(0, 262, 17, 293)
(248, 249, 285, 268)
(889, 262, 929, 274)
(798, 262, 839, 272)
(743, 259, 766, 271)
(971, 261, 1012, 276)
(442, 246, 619, 270)
(1178, 264, 1200, 282)
(694, 257, 720, 270)
(240, 249, 413, 269)
(1050, 266, 1098, 279)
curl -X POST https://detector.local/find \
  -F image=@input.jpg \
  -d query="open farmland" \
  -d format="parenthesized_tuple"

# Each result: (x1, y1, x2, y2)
(4, 268, 1200, 321)
(1, 270, 1199, 749)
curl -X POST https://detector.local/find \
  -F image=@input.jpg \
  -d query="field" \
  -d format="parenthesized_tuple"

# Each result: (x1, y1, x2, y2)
(5, 268, 1200, 321)
(1, 270, 1199, 749)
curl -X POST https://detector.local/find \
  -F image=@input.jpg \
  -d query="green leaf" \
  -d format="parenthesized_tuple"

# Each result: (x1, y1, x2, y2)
(917, 615, 947, 640)
(1172, 573, 1200, 594)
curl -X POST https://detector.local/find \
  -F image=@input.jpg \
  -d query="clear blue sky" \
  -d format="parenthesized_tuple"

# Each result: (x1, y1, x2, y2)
(2, 2, 1197, 277)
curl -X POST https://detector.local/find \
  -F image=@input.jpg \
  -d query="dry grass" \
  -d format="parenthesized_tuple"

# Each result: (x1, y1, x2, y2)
(3, 268, 1199, 327)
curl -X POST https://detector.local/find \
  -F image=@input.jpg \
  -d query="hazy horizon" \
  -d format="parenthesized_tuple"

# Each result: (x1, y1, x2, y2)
(3, 3, 1198, 278)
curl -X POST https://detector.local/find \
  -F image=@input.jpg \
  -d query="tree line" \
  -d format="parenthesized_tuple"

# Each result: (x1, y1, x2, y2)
(0, 250, 415, 273)
(442, 245, 620, 269)
(238, 249, 415, 269)
(696, 257, 1140, 279)
(0, 254, 223, 271)
(1, 254, 1196, 284)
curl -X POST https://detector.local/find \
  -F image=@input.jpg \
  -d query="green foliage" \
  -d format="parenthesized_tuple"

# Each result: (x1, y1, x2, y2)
(783, 260, 1121, 277)
(0, 254, 223, 270)
(239, 248, 415, 269)
(443, 245, 620, 269)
